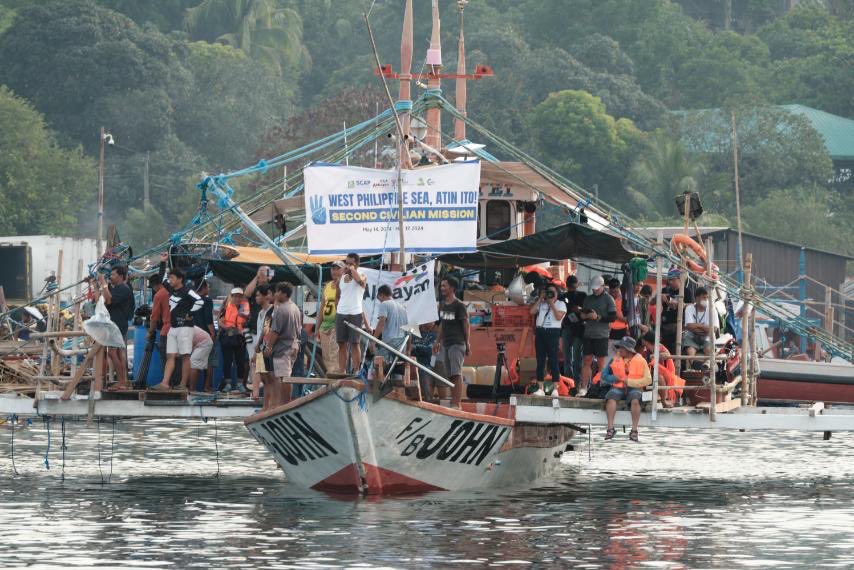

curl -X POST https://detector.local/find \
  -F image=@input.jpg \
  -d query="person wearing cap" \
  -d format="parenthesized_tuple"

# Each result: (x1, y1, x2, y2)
(218, 286, 251, 392)
(318, 261, 344, 374)
(659, 268, 694, 352)
(604, 336, 648, 441)
(579, 275, 617, 397)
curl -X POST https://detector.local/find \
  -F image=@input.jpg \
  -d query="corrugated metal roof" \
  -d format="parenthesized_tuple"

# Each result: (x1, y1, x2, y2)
(779, 105, 854, 161)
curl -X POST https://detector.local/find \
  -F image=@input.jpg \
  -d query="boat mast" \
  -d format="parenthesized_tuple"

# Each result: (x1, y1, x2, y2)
(454, 1, 467, 142)
(424, 0, 443, 149)
(396, 0, 414, 269)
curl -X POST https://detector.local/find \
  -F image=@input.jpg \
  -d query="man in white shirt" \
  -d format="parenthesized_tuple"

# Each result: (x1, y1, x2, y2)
(529, 282, 567, 385)
(682, 286, 716, 369)
(335, 252, 367, 375)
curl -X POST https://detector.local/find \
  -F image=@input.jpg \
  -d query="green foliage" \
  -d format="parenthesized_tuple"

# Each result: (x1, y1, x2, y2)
(758, 3, 854, 117)
(528, 90, 644, 203)
(0, 86, 96, 235)
(122, 204, 166, 251)
(627, 132, 710, 218)
(672, 106, 833, 214)
(184, 0, 309, 82)
(744, 186, 853, 256)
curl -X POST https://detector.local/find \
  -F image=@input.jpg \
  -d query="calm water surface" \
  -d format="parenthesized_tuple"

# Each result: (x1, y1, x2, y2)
(1, 417, 852, 568)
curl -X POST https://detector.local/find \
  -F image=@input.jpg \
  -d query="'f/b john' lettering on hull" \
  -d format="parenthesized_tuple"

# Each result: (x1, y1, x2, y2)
(397, 418, 508, 466)
(251, 411, 339, 466)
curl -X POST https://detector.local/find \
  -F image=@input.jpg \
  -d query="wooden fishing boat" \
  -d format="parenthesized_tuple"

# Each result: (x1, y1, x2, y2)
(757, 358, 854, 404)
(244, 380, 574, 494)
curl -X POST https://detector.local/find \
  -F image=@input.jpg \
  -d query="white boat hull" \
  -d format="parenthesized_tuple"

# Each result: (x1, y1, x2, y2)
(245, 380, 575, 494)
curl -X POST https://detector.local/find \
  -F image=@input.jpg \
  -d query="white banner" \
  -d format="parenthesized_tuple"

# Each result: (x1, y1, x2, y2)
(304, 162, 480, 254)
(362, 261, 438, 329)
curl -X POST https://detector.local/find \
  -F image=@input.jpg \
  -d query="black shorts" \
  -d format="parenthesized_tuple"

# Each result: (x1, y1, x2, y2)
(583, 337, 608, 357)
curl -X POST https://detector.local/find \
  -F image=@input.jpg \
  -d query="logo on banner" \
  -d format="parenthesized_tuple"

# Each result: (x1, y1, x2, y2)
(309, 195, 327, 225)
(362, 262, 438, 326)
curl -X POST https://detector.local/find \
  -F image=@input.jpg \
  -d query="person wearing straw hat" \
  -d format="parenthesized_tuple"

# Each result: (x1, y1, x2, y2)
(604, 336, 649, 442)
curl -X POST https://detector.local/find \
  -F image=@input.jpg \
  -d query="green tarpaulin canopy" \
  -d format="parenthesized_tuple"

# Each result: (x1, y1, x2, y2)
(439, 222, 637, 269)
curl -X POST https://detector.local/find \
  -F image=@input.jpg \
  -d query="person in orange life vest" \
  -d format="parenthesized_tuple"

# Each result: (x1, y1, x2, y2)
(218, 287, 251, 393)
(604, 336, 647, 442)
(607, 278, 628, 356)
(641, 330, 685, 407)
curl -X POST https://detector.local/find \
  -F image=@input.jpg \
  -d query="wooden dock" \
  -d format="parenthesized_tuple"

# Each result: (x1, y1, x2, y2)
(0, 390, 259, 420)
(511, 395, 854, 432)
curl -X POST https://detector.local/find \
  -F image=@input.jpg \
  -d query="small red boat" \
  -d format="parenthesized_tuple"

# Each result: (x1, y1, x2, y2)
(757, 358, 854, 404)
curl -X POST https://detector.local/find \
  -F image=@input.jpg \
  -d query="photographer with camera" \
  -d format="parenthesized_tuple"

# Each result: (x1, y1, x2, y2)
(560, 275, 586, 381)
(530, 282, 566, 388)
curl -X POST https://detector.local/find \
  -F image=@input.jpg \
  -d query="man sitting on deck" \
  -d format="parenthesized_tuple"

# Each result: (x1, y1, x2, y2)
(604, 336, 649, 442)
(683, 287, 715, 370)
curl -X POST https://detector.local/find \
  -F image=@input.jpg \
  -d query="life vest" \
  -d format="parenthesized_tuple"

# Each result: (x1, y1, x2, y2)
(222, 301, 249, 331)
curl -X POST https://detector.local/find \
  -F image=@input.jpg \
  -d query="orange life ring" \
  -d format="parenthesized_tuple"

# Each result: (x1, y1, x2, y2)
(670, 233, 709, 275)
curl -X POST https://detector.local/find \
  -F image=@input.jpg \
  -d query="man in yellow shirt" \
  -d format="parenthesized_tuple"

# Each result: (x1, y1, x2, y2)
(317, 261, 344, 374)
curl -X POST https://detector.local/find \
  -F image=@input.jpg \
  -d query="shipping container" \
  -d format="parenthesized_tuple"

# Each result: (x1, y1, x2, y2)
(0, 235, 99, 304)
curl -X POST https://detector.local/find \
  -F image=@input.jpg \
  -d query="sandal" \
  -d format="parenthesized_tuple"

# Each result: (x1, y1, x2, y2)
(629, 429, 639, 442)
(604, 428, 616, 441)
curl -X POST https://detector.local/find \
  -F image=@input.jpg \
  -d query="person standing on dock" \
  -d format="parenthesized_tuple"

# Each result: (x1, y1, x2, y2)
(607, 278, 629, 356)
(560, 275, 586, 381)
(244, 265, 272, 387)
(335, 253, 367, 375)
(218, 287, 250, 393)
(317, 261, 344, 374)
(264, 282, 302, 409)
(579, 275, 616, 397)
(530, 282, 566, 388)
(252, 285, 274, 402)
(152, 252, 203, 392)
(148, 274, 171, 378)
(100, 265, 134, 390)
(193, 279, 216, 392)
(434, 276, 470, 409)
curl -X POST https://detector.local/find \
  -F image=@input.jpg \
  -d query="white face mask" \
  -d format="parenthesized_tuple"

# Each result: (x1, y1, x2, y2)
(698, 300, 708, 309)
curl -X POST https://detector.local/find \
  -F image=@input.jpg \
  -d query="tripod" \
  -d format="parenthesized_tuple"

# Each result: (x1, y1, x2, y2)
(491, 342, 514, 402)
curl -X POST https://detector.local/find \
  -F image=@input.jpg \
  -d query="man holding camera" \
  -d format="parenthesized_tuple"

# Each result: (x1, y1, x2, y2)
(335, 252, 367, 375)
(530, 282, 567, 387)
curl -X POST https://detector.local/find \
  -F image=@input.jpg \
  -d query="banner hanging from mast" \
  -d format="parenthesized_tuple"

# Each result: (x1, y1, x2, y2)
(303, 162, 480, 254)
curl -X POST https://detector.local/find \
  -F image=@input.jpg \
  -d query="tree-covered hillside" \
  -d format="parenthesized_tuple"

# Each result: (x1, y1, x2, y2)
(0, 0, 850, 257)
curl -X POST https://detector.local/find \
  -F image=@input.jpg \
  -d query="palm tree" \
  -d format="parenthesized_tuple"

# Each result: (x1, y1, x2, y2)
(627, 132, 706, 218)
(185, 0, 310, 77)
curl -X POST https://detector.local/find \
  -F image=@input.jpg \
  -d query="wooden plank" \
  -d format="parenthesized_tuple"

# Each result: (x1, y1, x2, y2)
(696, 399, 742, 414)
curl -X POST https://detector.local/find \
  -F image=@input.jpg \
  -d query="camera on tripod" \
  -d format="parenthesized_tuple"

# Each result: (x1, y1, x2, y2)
(496, 341, 506, 353)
